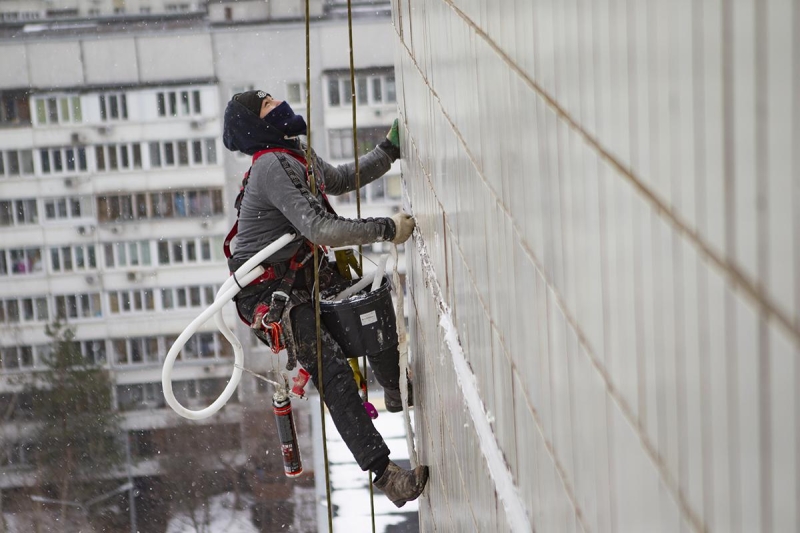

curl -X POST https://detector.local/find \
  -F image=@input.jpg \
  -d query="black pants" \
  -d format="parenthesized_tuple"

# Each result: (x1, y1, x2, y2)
(236, 266, 400, 471)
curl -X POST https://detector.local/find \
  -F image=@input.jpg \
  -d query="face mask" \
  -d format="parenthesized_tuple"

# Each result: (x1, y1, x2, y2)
(264, 101, 307, 137)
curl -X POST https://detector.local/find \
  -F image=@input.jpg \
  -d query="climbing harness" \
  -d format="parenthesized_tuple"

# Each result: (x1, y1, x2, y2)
(223, 146, 320, 351)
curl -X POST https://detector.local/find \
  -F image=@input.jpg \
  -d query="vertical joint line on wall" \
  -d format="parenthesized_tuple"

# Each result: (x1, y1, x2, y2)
(753, 1, 772, 531)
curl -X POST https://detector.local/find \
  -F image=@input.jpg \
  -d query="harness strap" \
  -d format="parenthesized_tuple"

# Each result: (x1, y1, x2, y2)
(224, 148, 309, 261)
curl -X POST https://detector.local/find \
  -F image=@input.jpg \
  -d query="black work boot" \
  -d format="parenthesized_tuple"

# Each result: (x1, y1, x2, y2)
(374, 461, 429, 508)
(384, 380, 414, 413)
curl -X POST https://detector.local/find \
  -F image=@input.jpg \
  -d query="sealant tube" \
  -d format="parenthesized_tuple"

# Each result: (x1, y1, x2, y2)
(273, 390, 303, 477)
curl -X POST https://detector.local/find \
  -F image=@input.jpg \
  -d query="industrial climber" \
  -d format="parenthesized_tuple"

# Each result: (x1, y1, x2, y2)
(221, 90, 429, 507)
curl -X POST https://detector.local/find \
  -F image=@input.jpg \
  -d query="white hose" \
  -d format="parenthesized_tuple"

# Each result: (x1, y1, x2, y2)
(331, 253, 389, 301)
(370, 254, 389, 292)
(162, 233, 295, 420)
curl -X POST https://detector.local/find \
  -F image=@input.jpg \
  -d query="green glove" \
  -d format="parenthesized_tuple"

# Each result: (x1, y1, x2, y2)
(386, 119, 400, 148)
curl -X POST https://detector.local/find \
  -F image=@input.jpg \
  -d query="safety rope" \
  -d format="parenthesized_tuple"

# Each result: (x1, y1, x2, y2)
(304, 2, 334, 531)
(344, 1, 378, 531)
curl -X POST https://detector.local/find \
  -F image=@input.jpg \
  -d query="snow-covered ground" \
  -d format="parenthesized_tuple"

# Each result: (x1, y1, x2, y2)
(2, 402, 417, 533)
(316, 401, 420, 532)
(165, 492, 259, 533)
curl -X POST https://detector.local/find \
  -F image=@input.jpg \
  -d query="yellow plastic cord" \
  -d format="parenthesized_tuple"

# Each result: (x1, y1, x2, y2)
(304, 2, 333, 531)
(344, 0, 378, 530)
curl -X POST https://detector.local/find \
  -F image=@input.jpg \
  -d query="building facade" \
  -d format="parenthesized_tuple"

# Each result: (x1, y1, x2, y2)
(0, 1, 400, 522)
(395, 1, 800, 532)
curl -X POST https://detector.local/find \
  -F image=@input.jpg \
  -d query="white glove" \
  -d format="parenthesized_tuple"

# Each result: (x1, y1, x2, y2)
(390, 213, 415, 244)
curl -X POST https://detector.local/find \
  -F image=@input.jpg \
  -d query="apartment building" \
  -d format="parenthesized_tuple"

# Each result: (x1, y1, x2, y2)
(0, 0, 398, 514)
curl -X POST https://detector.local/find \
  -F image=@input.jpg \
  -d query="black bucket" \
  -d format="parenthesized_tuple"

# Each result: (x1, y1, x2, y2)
(319, 275, 399, 359)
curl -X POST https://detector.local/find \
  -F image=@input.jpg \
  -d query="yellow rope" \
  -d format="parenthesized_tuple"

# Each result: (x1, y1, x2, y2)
(344, 1, 378, 531)
(304, 2, 333, 531)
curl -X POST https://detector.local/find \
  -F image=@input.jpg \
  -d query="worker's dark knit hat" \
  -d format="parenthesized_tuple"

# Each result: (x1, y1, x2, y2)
(234, 90, 269, 116)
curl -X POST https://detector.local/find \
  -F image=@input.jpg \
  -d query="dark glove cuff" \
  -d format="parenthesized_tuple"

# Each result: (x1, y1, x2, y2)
(383, 216, 397, 242)
(378, 138, 401, 162)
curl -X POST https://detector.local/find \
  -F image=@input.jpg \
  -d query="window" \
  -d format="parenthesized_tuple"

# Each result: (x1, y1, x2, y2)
(103, 241, 151, 268)
(386, 75, 396, 102)
(50, 245, 97, 272)
(286, 82, 307, 107)
(96, 193, 144, 222)
(97, 189, 223, 223)
(150, 139, 215, 167)
(0, 199, 38, 226)
(0, 346, 36, 371)
(160, 284, 217, 310)
(0, 150, 35, 178)
(328, 127, 388, 159)
(107, 289, 155, 314)
(327, 78, 341, 106)
(34, 95, 82, 125)
(0, 297, 48, 324)
(368, 179, 386, 203)
(328, 129, 353, 160)
(112, 337, 160, 366)
(165, 3, 191, 12)
(156, 89, 202, 118)
(1, 441, 36, 467)
(356, 77, 368, 105)
(149, 142, 161, 167)
(205, 139, 217, 164)
(0, 247, 43, 275)
(39, 146, 88, 175)
(385, 173, 402, 200)
(79, 340, 106, 365)
(326, 73, 396, 107)
(117, 382, 165, 411)
(95, 143, 141, 172)
(43, 196, 90, 221)
(54, 293, 102, 320)
(0, 91, 31, 126)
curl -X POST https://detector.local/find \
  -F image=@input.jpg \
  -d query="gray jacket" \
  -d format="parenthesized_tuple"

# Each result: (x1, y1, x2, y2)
(231, 145, 397, 265)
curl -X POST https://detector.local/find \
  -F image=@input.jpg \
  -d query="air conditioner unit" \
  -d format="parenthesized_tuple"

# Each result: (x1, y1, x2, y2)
(77, 225, 96, 236)
(110, 225, 122, 235)
(190, 119, 205, 130)
(85, 274, 97, 285)
(70, 132, 87, 144)
(126, 271, 142, 282)
(96, 125, 111, 135)
(64, 177, 74, 188)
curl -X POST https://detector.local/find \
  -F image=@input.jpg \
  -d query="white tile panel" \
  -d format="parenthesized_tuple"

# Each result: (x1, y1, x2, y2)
(607, 0, 630, 168)
(769, 321, 798, 533)
(734, 292, 761, 533)
(731, 0, 759, 285)
(670, 0, 697, 231)
(765, 0, 796, 324)
(698, 0, 727, 259)
(680, 238, 706, 525)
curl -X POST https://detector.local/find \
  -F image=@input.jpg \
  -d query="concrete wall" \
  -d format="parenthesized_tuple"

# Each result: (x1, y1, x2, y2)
(395, 0, 799, 531)
(0, 32, 215, 90)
